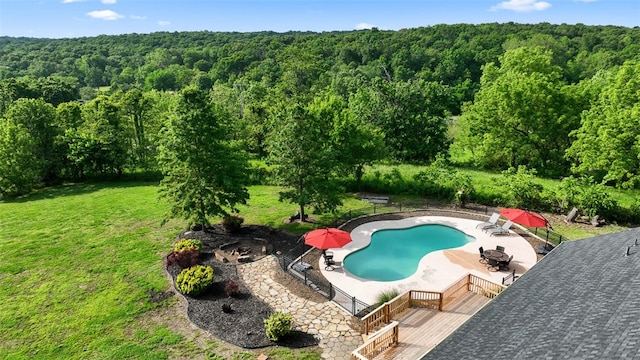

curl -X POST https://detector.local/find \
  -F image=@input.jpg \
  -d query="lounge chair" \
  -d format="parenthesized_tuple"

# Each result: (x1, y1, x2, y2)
(476, 212, 500, 230)
(486, 220, 513, 236)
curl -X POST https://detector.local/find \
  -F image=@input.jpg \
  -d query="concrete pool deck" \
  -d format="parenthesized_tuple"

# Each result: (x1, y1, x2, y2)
(319, 216, 538, 305)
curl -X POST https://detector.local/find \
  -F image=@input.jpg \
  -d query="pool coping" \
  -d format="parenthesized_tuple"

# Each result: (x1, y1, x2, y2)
(319, 216, 538, 305)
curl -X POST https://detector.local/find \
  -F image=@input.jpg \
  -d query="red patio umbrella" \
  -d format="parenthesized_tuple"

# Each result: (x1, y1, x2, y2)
(500, 208, 548, 228)
(304, 228, 352, 250)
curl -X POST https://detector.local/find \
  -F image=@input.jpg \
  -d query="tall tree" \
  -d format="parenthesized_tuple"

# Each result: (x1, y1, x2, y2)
(334, 95, 386, 185)
(0, 117, 43, 197)
(66, 95, 128, 177)
(4, 98, 58, 181)
(566, 61, 640, 188)
(266, 99, 343, 220)
(454, 46, 582, 177)
(351, 78, 453, 162)
(157, 87, 250, 228)
(116, 89, 155, 168)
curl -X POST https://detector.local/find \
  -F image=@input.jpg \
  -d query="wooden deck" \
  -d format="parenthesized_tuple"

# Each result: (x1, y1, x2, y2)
(373, 291, 490, 360)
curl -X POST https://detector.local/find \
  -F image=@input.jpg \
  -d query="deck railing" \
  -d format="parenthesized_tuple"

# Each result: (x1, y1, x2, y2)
(441, 274, 473, 310)
(387, 291, 412, 319)
(361, 303, 389, 335)
(352, 321, 399, 360)
(409, 290, 441, 310)
(469, 273, 505, 298)
(361, 273, 505, 336)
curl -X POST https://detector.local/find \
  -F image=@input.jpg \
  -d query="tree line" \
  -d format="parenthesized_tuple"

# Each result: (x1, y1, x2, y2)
(0, 23, 639, 225)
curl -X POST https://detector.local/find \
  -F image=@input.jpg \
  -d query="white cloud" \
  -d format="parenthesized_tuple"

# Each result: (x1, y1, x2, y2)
(491, 0, 551, 12)
(158, 20, 171, 26)
(355, 22, 375, 30)
(131, 15, 147, 20)
(86, 10, 124, 20)
(101, 0, 117, 4)
(62, 0, 85, 3)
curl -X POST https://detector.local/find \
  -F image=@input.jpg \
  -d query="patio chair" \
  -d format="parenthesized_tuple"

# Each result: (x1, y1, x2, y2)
(496, 245, 505, 252)
(486, 220, 513, 236)
(499, 255, 514, 271)
(324, 256, 336, 271)
(476, 212, 500, 230)
(487, 258, 499, 272)
(323, 251, 334, 261)
(479, 246, 488, 264)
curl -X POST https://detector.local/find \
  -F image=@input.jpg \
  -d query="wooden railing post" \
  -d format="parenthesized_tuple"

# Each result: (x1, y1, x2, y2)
(438, 293, 443, 311)
(384, 304, 390, 323)
(394, 325, 399, 344)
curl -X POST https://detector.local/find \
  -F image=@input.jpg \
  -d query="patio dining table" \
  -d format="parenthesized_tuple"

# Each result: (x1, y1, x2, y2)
(484, 249, 510, 262)
(484, 249, 509, 271)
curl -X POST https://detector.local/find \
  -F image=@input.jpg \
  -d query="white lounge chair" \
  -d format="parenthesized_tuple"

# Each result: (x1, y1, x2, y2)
(476, 212, 500, 230)
(487, 220, 513, 236)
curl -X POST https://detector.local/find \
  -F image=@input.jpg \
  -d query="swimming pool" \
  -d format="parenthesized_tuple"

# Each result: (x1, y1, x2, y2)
(343, 224, 473, 281)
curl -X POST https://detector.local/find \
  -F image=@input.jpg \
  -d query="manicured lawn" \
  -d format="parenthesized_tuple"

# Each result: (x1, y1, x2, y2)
(0, 182, 321, 359)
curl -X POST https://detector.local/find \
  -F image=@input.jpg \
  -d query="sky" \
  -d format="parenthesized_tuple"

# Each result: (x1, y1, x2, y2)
(1, 0, 638, 39)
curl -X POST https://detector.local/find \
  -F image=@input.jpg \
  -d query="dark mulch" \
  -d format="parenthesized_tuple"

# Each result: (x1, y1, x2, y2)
(164, 224, 321, 349)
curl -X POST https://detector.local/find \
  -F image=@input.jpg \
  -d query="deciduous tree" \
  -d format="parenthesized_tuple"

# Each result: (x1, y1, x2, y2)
(266, 99, 343, 220)
(566, 61, 640, 188)
(454, 47, 581, 176)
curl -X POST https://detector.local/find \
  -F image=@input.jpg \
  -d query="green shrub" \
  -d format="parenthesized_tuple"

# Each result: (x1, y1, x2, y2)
(176, 265, 214, 296)
(579, 182, 617, 218)
(174, 238, 202, 252)
(222, 214, 244, 233)
(498, 166, 544, 209)
(553, 176, 581, 212)
(264, 311, 292, 341)
(375, 288, 400, 307)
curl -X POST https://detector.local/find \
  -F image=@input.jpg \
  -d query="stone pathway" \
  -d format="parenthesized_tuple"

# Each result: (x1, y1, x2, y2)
(238, 256, 363, 360)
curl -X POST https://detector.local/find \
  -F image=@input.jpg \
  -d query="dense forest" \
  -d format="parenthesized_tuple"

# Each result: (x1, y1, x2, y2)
(1, 23, 639, 223)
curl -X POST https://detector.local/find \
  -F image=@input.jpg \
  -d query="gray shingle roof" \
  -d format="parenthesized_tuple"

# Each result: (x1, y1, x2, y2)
(422, 227, 640, 360)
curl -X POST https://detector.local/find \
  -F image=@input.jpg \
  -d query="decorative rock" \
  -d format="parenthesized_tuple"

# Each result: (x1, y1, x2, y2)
(237, 256, 362, 360)
(214, 251, 228, 263)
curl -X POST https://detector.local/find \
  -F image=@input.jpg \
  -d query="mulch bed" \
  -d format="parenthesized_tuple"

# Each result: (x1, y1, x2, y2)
(164, 225, 320, 349)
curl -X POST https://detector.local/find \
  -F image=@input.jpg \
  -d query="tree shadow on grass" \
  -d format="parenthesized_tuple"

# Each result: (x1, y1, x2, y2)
(4, 180, 157, 203)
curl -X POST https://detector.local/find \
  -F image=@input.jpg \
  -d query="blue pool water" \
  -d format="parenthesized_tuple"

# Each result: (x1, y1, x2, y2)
(343, 224, 472, 281)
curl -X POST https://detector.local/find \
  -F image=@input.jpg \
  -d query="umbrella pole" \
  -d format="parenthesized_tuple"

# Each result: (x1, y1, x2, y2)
(545, 231, 549, 249)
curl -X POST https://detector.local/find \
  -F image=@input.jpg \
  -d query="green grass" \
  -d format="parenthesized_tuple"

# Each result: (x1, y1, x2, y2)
(549, 223, 629, 240)
(0, 182, 320, 360)
(364, 163, 640, 214)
